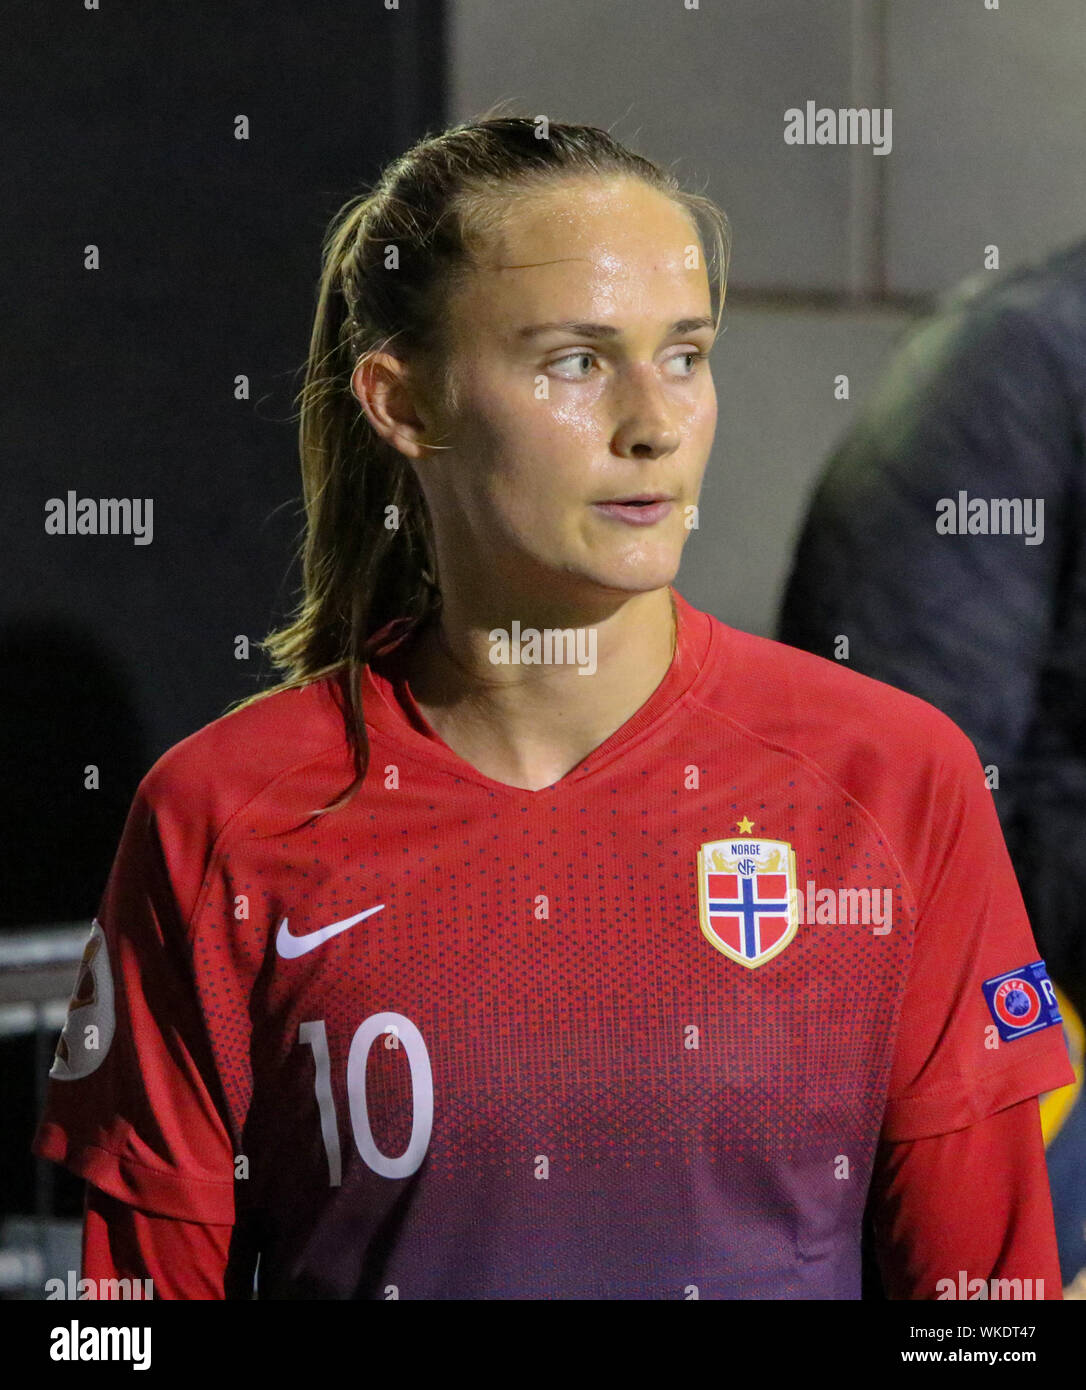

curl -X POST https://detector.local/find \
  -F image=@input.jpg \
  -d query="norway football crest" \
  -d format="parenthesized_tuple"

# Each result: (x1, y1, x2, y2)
(697, 838, 799, 968)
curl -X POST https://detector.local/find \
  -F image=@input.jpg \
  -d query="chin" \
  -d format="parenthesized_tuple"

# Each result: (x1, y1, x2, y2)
(582, 555, 681, 596)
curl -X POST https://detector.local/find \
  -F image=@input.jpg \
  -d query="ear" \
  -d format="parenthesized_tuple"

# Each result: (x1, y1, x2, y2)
(351, 351, 434, 461)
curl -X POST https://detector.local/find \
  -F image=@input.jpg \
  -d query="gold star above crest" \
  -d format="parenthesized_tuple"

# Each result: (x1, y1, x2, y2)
(736, 816, 755, 834)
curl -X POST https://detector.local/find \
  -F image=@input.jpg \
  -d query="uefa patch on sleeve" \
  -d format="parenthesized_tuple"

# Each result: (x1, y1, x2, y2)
(982, 961, 1063, 1042)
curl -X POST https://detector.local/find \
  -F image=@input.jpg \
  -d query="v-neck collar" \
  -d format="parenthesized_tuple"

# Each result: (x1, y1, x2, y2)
(358, 587, 716, 798)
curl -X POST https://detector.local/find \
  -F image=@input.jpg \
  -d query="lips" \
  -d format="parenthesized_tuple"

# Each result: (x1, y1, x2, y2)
(592, 498, 675, 525)
(597, 494, 673, 505)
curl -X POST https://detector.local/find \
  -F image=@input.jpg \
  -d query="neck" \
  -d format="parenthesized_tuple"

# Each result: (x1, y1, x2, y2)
(401, 587, 678, 791)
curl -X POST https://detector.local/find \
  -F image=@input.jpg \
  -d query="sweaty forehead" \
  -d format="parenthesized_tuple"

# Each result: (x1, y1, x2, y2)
(457, 182, 706, 324)
(482, 180, 699, 273)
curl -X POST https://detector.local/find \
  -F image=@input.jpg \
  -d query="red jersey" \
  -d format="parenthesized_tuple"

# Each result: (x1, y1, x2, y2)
(34, 588, 1074, 1297)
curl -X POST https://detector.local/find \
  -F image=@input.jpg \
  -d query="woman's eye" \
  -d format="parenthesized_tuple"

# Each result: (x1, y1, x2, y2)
(549, 352, 597, 377)
(666, 351, 710, 375)
(548, 350, 708, 379)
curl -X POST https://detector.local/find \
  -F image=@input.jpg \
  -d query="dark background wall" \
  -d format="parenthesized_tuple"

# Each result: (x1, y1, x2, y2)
(2, 0, 446, 1219)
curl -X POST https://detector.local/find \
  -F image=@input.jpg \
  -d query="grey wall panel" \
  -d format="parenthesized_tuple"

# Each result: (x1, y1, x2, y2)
(450, 0, 1085, 626)
(677, 305, 915, 635)
(885, 0, 1086, 294)
(449, 0, 857, 291)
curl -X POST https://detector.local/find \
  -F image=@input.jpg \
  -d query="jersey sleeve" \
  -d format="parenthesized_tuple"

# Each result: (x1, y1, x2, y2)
(881, 718, 1075, 1142)
(83, 1185, 235, 1300)
(31, 783, 236, 1223)
(870, 1096, 1063, 1299)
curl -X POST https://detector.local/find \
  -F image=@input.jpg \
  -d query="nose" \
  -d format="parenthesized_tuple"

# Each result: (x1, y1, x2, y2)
(610, 362, 681, 460)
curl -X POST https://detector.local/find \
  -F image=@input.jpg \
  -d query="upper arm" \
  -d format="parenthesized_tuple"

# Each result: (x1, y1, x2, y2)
(32, 786, 237, 1223)
(869, 1096, 1063, 1300)
(880, 722, 1073, 1142)
(83, 1183, 241, 1300)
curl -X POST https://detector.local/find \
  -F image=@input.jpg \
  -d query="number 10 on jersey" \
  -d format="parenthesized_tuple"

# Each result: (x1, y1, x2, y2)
(298, 1013, 434, 1184)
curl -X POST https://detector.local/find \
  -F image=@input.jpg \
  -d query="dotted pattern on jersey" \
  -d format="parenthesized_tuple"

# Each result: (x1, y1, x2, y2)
(191, 708, 913, 1300)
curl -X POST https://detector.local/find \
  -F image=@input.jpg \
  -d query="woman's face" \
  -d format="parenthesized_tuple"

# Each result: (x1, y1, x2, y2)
(416, 175, 719, 609)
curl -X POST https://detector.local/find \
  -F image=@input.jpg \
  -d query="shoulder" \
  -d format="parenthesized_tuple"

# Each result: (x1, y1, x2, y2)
(698, 620, 983, 795)
(133, 679, 351, 903)
(694, 620, 992, 898)
(907, 239, 1086, 388)
(947, 237, 1086, 329)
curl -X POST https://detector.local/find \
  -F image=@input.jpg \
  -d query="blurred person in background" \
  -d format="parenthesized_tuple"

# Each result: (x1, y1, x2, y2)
(779, 237, 1086, 1295)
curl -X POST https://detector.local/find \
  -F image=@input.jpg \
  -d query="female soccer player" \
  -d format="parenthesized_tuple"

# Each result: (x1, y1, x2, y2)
(34, 115, 1073, 1299)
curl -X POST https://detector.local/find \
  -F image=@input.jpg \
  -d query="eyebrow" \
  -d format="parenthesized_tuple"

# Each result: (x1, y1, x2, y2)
(515, 316, 716, 340)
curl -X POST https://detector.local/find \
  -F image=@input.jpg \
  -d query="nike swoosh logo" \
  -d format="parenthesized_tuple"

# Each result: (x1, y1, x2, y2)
(275, 904, 385, 959)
